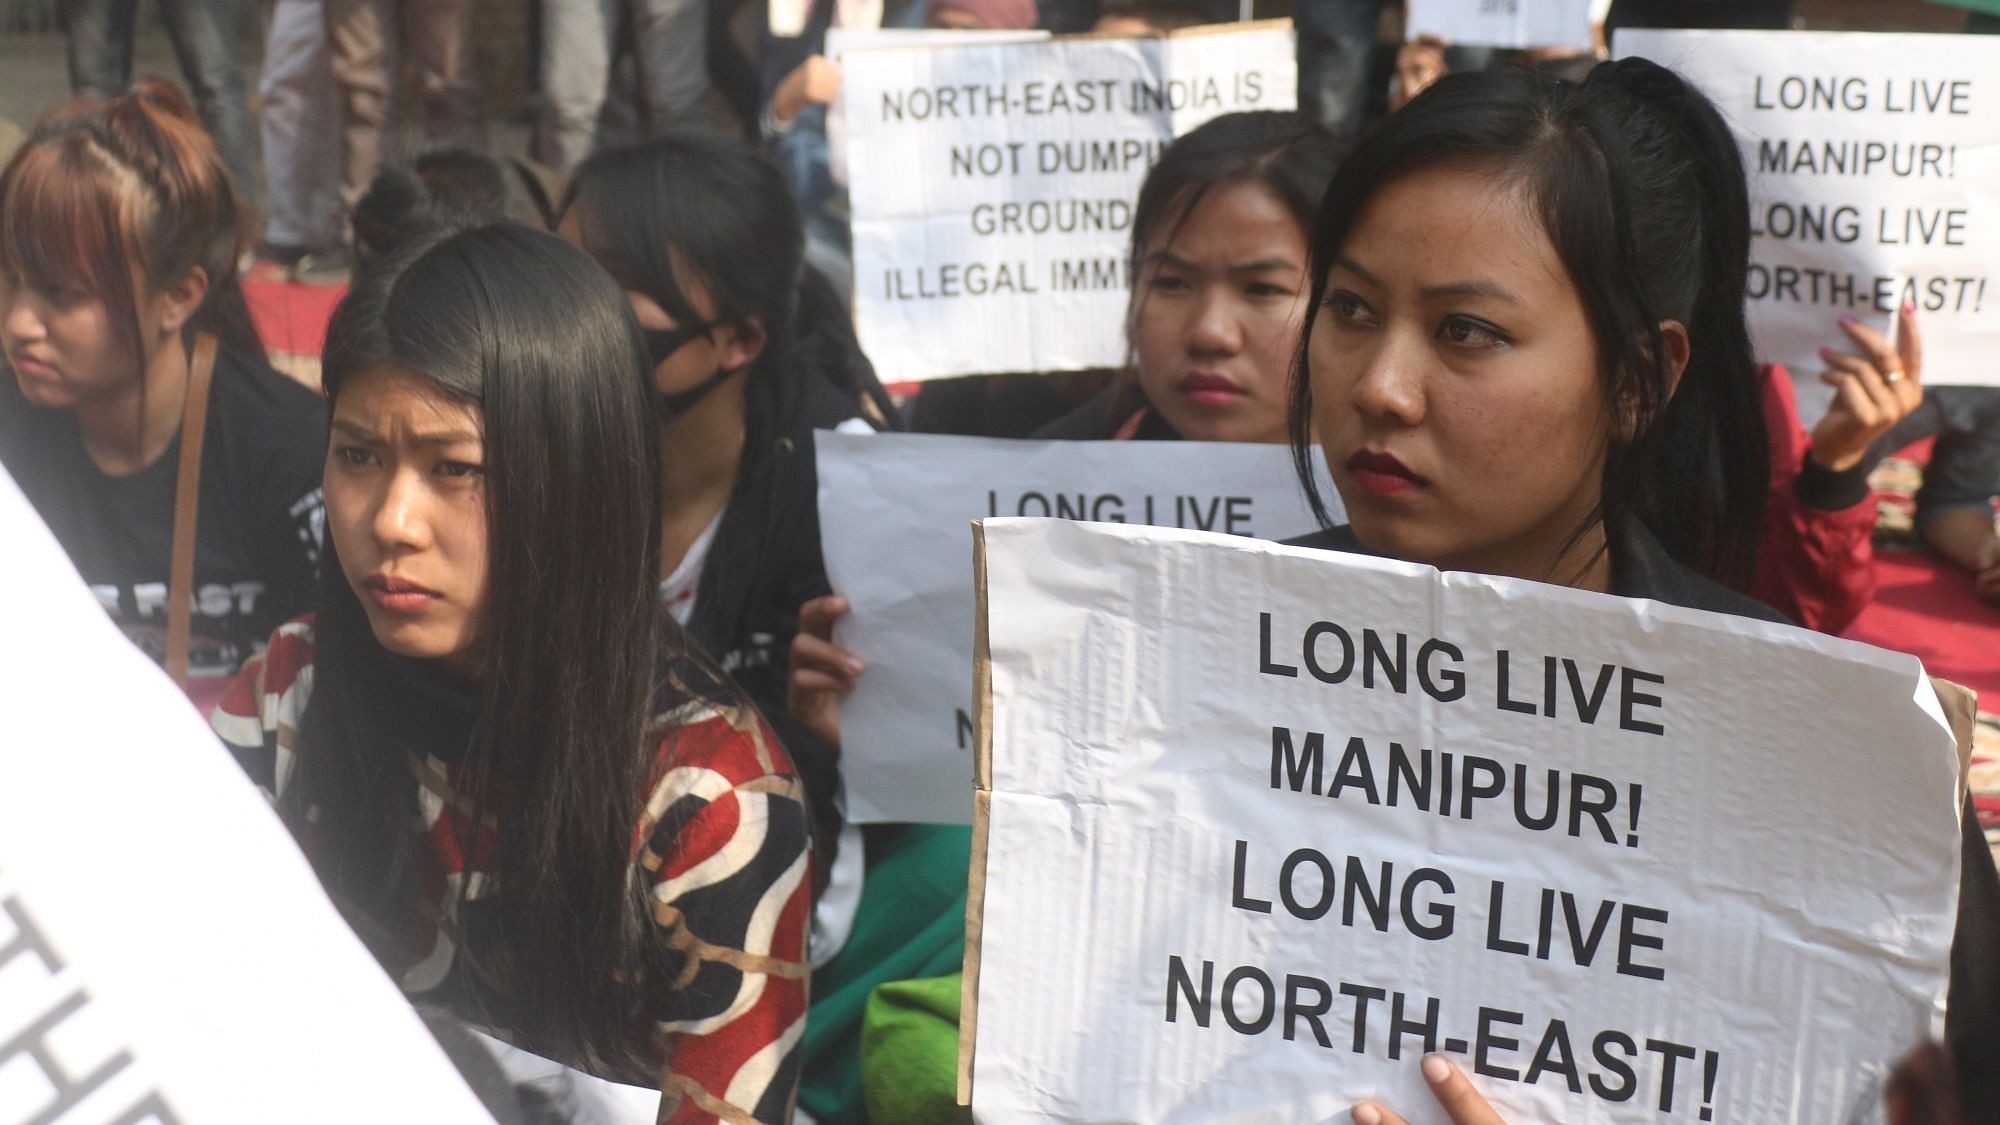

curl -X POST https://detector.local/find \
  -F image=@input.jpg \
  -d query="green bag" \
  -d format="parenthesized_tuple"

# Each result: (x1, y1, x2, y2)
(860, 974, 973, 1125)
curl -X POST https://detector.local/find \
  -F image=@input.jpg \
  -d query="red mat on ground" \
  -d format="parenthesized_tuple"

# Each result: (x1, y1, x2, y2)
(243, 267, 345, 377)
(1845, 550, 2000, 702)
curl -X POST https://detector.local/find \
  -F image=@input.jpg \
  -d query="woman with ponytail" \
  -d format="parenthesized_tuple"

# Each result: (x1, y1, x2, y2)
(1279, 60, 2000, 1120)
(0, 81, 325, 704)
(211, 223, 810, 1121)
(558, 133, 896, 964)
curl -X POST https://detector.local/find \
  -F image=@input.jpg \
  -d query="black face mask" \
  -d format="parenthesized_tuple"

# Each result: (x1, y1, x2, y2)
(644, 319, 741, 419)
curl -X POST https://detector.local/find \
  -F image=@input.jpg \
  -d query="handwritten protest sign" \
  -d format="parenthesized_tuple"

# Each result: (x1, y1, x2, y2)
(963, 518, 1960, 1122)
(1619, 30, 2000, 407)
(842, 23, 1296, 382)
(816, 431, 1334, 824)
(1406, 0, 1594, 50)
(0, 469, 496, 1125)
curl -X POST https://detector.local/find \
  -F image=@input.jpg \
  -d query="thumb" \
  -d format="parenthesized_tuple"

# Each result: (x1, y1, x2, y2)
(798, 594, 849, 641)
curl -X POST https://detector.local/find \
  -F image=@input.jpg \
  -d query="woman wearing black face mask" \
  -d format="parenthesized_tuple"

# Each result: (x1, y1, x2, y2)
(559, 133, 899, 959)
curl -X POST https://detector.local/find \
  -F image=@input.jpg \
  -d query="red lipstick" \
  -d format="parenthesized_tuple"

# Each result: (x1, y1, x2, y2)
(362, 574, 441, 614)
(7, 352, 55, 380)
(1178, 371, 1246, 408)
(1346, 450, 1428, 497)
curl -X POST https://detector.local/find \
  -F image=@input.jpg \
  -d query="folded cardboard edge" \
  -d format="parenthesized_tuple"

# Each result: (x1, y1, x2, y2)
(958, 520, 995, 1106)
(1931, 676, 1978, 794)
(1059, 15, 1292, 40)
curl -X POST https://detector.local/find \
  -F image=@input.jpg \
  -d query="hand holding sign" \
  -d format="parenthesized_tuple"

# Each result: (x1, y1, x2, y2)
(1356, 1055, 1507, 1125)
(789, 593, 861, 749)
(1812, 302, 1925, 471)
(773, 54, 845, 127)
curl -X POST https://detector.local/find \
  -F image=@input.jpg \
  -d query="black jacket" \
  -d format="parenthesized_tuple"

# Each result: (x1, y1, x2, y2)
(1290, 520, 2000, 1105)
(1030, 386, 1181, 442)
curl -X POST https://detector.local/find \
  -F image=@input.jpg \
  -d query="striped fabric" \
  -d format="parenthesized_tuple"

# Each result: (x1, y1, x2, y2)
(212, 618, 811, 1123)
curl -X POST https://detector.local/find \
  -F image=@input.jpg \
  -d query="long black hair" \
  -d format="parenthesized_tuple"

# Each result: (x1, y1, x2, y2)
(559, 133, 893, 662)
(560, 132, 894, 429)
(1287, 59, 1768, 585)
(291, 222, 703, 1077)
(1129, 110, 1345, 297)
(559, 135, 886, 885)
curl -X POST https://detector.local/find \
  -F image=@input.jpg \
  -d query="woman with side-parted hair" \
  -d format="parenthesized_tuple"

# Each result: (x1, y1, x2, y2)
(0, 81, 325, 704)
(211, 223, 811, 1123)
(1276, 60, 2000, 1122)
(1035, 110, 1345, 444)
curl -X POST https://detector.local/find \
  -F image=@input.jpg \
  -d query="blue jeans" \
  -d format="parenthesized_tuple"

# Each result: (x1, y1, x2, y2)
(66, 0, 258, 195)
(1875, 387, 2000, 527)
(1296, 0, 1386, 137)
(768, 104, 851, 302)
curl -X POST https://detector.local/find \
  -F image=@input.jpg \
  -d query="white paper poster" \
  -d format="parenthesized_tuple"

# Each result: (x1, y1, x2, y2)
(1618, 29, 2000, 409)
(967, 517, 1960, 1124)
(816, 431, 1335, 824)
(825, 28, 1051, 188)
(0, 468, 498, 1125)
(1406, 0, 1594, 50)
(843, 23, 1298, 382)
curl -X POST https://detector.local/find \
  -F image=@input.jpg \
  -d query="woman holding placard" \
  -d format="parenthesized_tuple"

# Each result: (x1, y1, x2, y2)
(558, 136, 899, 942)
(1278, 60, 1999, 1119)
(783, 109, 1346, 1124)
(211, 224, 811, 1122)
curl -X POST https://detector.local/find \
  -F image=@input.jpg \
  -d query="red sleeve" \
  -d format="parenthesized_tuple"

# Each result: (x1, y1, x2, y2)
(642, 710, 811, 1124)
(1750, 365, 1879, 634)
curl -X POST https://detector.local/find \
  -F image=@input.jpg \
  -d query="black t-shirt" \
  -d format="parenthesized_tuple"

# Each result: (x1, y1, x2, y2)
(0, 346, 327, 683)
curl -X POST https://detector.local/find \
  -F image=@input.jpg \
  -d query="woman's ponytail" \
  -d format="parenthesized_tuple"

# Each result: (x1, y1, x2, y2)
(1591, 58, 1767, 585)
(1289, 60, 1771, 586)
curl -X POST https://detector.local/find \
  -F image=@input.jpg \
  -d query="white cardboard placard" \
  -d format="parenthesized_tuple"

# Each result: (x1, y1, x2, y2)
(825, 28, 1051, 188)
(1406, 0, 1594, 50)
(816, 431, 1334, 824)
(967, 517, 1959, 1124)
(1618, 29, 2000, 409)
(0, 468, 499, 1125)
(843, 23, 1297, 382)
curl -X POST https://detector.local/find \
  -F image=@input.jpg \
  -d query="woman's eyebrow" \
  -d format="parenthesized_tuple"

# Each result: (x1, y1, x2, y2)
(1334, 256, 1521, 305)
(329, 418, 480, 447)
(1331, 255, 1380, 285)
(1421, 279, 1522, 305)
(1231, 257, 1300, 274)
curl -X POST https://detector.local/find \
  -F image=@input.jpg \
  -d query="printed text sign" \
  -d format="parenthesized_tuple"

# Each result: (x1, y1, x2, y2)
(843, 24, 1296, 381)
(1620, 29, 2000, 406)
(967, 518, 1958, 1123)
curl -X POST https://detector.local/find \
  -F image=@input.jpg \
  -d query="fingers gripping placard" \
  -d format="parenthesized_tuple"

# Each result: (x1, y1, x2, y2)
(964, 518, 1959, 1123)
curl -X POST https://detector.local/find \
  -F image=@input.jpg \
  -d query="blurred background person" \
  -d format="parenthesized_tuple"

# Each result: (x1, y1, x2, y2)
(0, 82, 324, 707)
(61, 0, 257, 192)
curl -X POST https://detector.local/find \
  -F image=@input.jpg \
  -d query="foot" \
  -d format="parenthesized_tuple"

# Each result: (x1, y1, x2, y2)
(290, 244, 355, 285)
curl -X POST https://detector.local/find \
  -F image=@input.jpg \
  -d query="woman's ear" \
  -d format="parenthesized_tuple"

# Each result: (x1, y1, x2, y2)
(156, 266, 209, 334)
(1658, 319, 1691, 398)
(717, 315, 768, 373)
(1614, 319, 1692, 444)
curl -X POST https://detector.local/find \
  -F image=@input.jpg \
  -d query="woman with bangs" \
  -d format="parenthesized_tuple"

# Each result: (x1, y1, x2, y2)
(212, 223, 811, 1121)
(0, 81, 325, 705)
